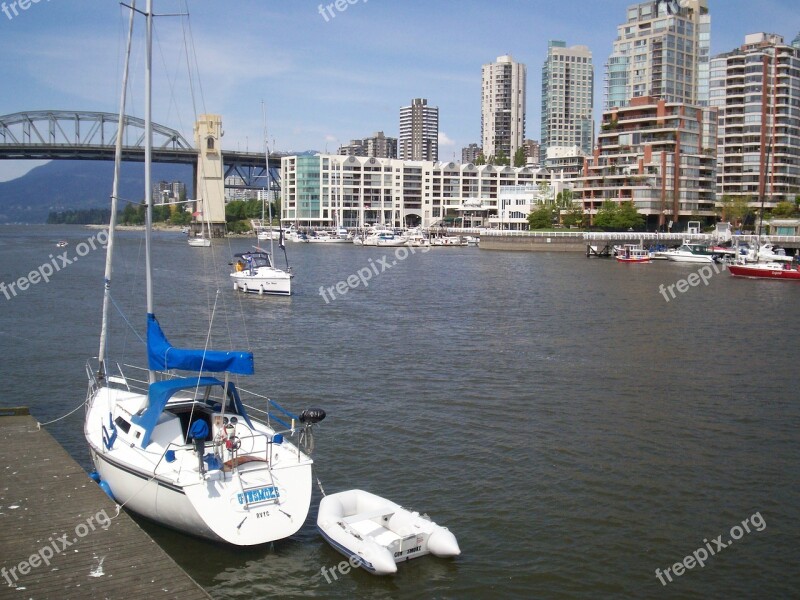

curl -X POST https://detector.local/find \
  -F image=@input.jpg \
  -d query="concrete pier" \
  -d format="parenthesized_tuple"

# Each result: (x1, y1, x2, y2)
(0, 407, 211, 599)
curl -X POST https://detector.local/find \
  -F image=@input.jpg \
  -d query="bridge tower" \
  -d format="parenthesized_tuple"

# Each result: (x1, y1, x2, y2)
(193, 114, 226, 237)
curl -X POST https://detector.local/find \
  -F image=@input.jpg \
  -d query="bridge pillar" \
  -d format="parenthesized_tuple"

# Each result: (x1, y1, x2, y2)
(193, 114, 226, 236)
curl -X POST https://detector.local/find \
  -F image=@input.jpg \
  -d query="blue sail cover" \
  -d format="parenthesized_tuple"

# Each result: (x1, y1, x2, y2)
(147, 313, 254, 375)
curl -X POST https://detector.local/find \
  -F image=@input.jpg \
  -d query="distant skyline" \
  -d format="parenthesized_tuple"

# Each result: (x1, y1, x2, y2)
(1, 0, 799, 181)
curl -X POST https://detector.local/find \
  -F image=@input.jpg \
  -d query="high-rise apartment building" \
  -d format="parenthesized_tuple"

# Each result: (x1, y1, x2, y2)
(481, 55, 526, 160)
(461, 143, 482, 163)
(605, 0, 710, 110)
(399, 98, 438, 161)
(338, 131, 397, 158)
(522, 139, 541, 166)
(711, 33, 800, 205)
(576, 96, 717, 230)
(541, 41, 594, 157)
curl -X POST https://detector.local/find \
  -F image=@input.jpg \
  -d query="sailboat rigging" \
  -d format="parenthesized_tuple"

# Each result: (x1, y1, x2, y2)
(84, 0, 324, 545)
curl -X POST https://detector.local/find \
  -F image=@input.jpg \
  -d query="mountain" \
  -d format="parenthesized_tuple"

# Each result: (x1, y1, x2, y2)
(0, 160, 193, 223)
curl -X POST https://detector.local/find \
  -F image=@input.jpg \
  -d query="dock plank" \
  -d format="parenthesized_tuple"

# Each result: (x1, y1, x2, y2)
(0, 413, 211, 599)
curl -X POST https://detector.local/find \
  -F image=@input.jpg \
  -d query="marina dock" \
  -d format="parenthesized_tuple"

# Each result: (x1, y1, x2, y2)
(0, 408, 211, 599)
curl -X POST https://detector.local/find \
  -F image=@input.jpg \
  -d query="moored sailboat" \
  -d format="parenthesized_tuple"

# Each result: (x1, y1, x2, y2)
(84, 0, 323, 545)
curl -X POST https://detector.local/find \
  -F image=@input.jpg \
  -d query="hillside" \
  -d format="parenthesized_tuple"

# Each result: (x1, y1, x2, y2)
(0, 160, 192, 223)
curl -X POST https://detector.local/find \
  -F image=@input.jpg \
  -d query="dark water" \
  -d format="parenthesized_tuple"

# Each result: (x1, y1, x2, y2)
(1, 225, 798, 599)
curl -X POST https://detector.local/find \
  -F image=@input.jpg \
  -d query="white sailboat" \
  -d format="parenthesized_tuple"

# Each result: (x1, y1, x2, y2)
(230, 107, 293, 295)
(84, 0, 323, 545)
(187, 212, 211, 247)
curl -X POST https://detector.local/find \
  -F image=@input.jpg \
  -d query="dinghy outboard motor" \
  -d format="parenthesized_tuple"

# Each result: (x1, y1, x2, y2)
(298, 408, 326, 454)
(299, 408, 326, 424)
(189, 420, 209, 475)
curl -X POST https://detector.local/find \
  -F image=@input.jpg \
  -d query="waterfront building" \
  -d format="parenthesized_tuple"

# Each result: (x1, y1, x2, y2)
(711, 33, 800, 206)
(544, 146, 587, 180)
(338, 131, 397, 159)
(399, 99, 438, 161)
(481, 55, 526, 160)
(491, 177, 575, 230)
(280, 154, 553, 229)
(541, 41, 594, 158)
(461, 143, 482, 164)
(575, 95, 717, 230)
(605, 0, 710, 110)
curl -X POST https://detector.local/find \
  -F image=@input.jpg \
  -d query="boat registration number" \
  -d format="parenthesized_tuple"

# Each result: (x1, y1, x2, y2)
(237, 485, 280, 505)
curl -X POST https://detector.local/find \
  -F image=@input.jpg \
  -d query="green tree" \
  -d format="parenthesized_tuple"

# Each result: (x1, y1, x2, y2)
(527, 205, 555, 229)
(729, 196, 754, 230)
(771, 201, 796, 218)
(494, 149, 510, 166)
(513, 147, 526, 167)
(474, 153, 486, 166)
(561, 204, 585, 228)
(593, 201, 643, 231)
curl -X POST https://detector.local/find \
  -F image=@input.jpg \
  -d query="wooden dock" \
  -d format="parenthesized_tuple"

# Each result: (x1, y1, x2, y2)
(0, 408, 211, 599)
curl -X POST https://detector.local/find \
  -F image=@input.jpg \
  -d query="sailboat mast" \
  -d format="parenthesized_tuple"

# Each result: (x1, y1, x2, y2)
(98, 0, 136, 377)
(144, 0, 155, 384)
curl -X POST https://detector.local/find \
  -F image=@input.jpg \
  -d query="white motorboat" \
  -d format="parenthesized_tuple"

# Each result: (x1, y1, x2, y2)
(255, 225, 280, 241)
(664, 243, 715, 263)
(231, 250, 292, 295)
(430, 235, 468, 247)
(317, 489, 460, 576)
(85, 1, 323, 546)
(356, 229, 407, 247)
(306, 230, 350, 243)
(744, 242, 793, 263)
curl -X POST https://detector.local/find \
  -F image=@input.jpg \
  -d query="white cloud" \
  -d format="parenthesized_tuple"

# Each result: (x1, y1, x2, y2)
(438, 132, 456, 146)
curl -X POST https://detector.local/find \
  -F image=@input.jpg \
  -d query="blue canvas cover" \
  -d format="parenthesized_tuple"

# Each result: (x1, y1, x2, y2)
(147, 313, 254, 375)
(131, 376, 252, 447)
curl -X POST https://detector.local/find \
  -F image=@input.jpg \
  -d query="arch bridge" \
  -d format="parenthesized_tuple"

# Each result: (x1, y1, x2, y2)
(0, 110, 280, 189)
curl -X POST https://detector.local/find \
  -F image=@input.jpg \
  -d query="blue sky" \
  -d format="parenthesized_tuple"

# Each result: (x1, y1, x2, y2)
(1, 0, 799, 181)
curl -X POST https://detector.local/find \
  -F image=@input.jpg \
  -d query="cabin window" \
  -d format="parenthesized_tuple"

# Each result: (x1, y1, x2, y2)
(114, 416, 131, 433)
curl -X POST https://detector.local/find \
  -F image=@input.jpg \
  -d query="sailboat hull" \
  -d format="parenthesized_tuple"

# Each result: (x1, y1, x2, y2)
(230, 270, 291, 295)
(85, 386, 312, 545)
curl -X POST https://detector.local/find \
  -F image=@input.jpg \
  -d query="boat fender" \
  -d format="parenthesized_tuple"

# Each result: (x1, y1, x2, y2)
(98, 480, 115, 501)
(300, 408, 326, 424)
(89, 470, 101, 483)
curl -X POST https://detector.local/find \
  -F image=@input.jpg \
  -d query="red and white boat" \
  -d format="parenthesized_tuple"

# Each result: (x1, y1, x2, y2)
(615, 244, 651, 264)
(728, 261, 800, 280)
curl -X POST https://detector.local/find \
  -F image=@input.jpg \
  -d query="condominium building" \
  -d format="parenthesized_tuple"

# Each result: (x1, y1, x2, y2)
(461, 143, 482, 164)
(541, 41, 594, 157)
(399, 99, 438, 161)
(280, 154, 551, 228)
(576, 96, 717, 230)
(338, 131, 397, 158)
(521, 139, 541, 166)
(481, 55, 526, 160)
(605, 0, 710, 110)
(711, 33, 800, 206)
